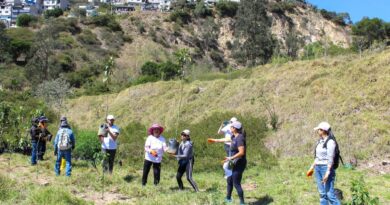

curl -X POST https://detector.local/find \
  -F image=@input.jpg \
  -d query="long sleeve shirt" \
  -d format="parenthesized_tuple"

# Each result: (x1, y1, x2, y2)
(54, 128, 75, 150)
(314, 137, 336, 167)
(175, 140, 194, 160)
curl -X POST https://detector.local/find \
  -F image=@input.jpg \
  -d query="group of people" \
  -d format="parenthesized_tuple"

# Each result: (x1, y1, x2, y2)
(30, 113, 340, 205)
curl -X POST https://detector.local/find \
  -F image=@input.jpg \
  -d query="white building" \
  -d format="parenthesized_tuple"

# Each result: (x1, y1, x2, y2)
(0, 0, 13, 26)
(43, 0, 68, 10)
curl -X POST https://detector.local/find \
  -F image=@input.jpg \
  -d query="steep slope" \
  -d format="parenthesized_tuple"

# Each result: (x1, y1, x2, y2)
(66, 49, 390, 162)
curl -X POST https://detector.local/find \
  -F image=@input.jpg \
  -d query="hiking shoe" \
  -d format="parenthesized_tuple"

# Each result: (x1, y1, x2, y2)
(224, 197, 232, 203)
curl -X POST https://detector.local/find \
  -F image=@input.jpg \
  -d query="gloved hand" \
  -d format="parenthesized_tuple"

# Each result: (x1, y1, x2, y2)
(54, 148, 58, 156)
(306, 167, 314, 177)
(207, 138, 215, 143)
(150, 150, 158, 157)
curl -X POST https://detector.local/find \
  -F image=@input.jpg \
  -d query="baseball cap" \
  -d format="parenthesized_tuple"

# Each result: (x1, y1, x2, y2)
(314, 122, 331, 131)
(181, 129, 190, 136)
(231, 121, 242, 129)
(107, 115, 115, 120)
(230, 117, 238, 123)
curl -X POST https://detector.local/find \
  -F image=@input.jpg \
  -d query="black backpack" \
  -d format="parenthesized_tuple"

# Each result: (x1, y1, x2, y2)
(315, 130, 344, 169)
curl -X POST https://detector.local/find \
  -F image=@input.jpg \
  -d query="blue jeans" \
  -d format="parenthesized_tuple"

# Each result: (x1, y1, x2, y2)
(31, 142, 38, 165)
(55, 150, 72, 176)
(315, 165, 340, 205)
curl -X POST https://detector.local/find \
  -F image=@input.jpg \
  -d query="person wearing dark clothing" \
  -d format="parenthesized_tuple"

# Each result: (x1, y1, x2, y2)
(172, 129, 199, 192)
(30, 116, 52, 165)
(224, 121, 246, 205)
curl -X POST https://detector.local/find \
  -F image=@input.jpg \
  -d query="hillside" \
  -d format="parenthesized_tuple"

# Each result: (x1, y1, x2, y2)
(66, 49, 390, 164)
(114, 3, 351, 75)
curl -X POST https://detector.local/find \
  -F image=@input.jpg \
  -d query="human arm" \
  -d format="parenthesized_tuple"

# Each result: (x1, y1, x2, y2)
(175, 143, 191, 159)
(225, 146, 245, 161)
(217, 123, 225, 135)
(322, 140, 336, 183)
(70, 132, 76, 150)
(107, 126, 119, 141)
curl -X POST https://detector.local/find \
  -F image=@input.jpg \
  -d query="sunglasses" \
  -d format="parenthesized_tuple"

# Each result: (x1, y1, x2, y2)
(181, 134, 189, 137)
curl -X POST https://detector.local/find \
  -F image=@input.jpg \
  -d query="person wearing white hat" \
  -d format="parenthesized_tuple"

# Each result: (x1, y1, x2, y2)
(224, 120, 246, 205)
(98, 114, 120, 174)
(308, 122, 341, 205)
(208, 117, 238, 156)
(170, 129, 199, 192)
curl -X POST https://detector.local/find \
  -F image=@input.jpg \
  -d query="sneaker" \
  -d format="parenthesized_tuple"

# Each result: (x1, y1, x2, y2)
(224, 197, 232, 203)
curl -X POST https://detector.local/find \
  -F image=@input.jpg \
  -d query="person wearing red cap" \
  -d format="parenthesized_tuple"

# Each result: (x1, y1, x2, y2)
(142, 123, 168, 186)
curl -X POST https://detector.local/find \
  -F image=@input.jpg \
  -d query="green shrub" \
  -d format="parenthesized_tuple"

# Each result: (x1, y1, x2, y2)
(87, 15, 122, 32)
(140, 61, 181, 81)
(194, 0, 212, 18)
(141, 61, 160, 77)
(44, 8, 64, 19)
(169, 10, 191, 25)
(346, 177, 379, 205)
(5, 28, 34, 61)
(77, 29, 101, 45)
(73, 130, 101, 161)
(16, 14, 38, 27)
(216, 0, 238, 18)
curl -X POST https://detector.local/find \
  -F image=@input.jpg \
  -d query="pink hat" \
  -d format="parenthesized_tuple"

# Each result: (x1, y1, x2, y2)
(148, 123, 164, 135)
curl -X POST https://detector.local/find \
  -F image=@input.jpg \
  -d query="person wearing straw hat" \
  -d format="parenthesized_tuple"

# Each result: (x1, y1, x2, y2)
(98, 115, 120, 174)
(142, 123, 168, 186)
(308, 122, 340, 205)
(171, 129, 199, 192)
(224, 121, 246, 205)
(208, 117, 238, 156)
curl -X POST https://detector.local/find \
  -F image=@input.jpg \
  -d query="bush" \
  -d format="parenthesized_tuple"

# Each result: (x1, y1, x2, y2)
(169, 10, 191, 25)
(346, 177, 379, 205)
(5, 28, 34, 61)
(44, 8, 64, 19)
(16, 14, 37, 27)
(216, 0, 238, 18)
(141, 61, 160, 77)
(77, 29, 101, 45)
(73, 130, 101, 161)
(194, 0, 212, 18)
(87, 15, 122, 32)
(140, 61, 181, 81)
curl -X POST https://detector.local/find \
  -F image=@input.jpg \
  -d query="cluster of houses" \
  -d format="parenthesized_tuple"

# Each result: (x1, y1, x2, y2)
(1, 0, 239, 27)
(0, 0, 69, 27)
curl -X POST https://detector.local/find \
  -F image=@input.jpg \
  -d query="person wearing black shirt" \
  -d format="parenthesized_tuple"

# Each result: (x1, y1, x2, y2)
(224, 121, 246, 205)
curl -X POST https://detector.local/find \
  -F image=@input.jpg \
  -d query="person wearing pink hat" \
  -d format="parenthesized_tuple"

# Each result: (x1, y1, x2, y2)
(142, 123, 168, 186)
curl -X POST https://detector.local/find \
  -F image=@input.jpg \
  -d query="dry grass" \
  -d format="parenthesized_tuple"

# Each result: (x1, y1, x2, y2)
(66, 49, 390, 163)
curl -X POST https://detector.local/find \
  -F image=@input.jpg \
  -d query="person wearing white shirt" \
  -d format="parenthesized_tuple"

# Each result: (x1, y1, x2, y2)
(98, 115, 120, 174)
(142, 123, 167, 186)
(208, 117, 238, 156)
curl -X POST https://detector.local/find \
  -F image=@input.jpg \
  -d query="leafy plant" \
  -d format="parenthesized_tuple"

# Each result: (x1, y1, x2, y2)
(346, 177, 379, 205)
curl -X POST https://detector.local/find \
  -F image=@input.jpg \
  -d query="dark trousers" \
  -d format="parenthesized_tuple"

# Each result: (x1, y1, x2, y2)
(38, 141, 46, 160)
(142, 160, 161, 185)
(227, 158, 247, 204)
(176, 158, 199, 192)
(224, 144, 231, 156)
(102, 149, 116, 174)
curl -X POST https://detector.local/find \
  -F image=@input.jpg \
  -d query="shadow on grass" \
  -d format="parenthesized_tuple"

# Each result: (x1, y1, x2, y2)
(123, 174, 136, 183)
(248, 195, 274, 205)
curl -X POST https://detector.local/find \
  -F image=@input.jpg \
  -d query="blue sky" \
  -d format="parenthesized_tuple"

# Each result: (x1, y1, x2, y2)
(307, 0, 390, 23)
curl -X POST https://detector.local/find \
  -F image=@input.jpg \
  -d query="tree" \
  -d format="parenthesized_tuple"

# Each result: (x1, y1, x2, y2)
(44, 8, 64, 19)
(194, 0, 211, 18)
(216, 0, 238, 17)
(16, 14, 37, 27)
(5, 28, 35, 61)
(352, 17, 388, 48)
(26, 20, 59, 82)
(285, 30, 302, 59)
(34, 78, 71, 113)
(233, 0, 275, 66)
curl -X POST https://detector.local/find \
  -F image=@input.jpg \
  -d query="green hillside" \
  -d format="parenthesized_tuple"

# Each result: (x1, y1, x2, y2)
(67, 49, 390, 162)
